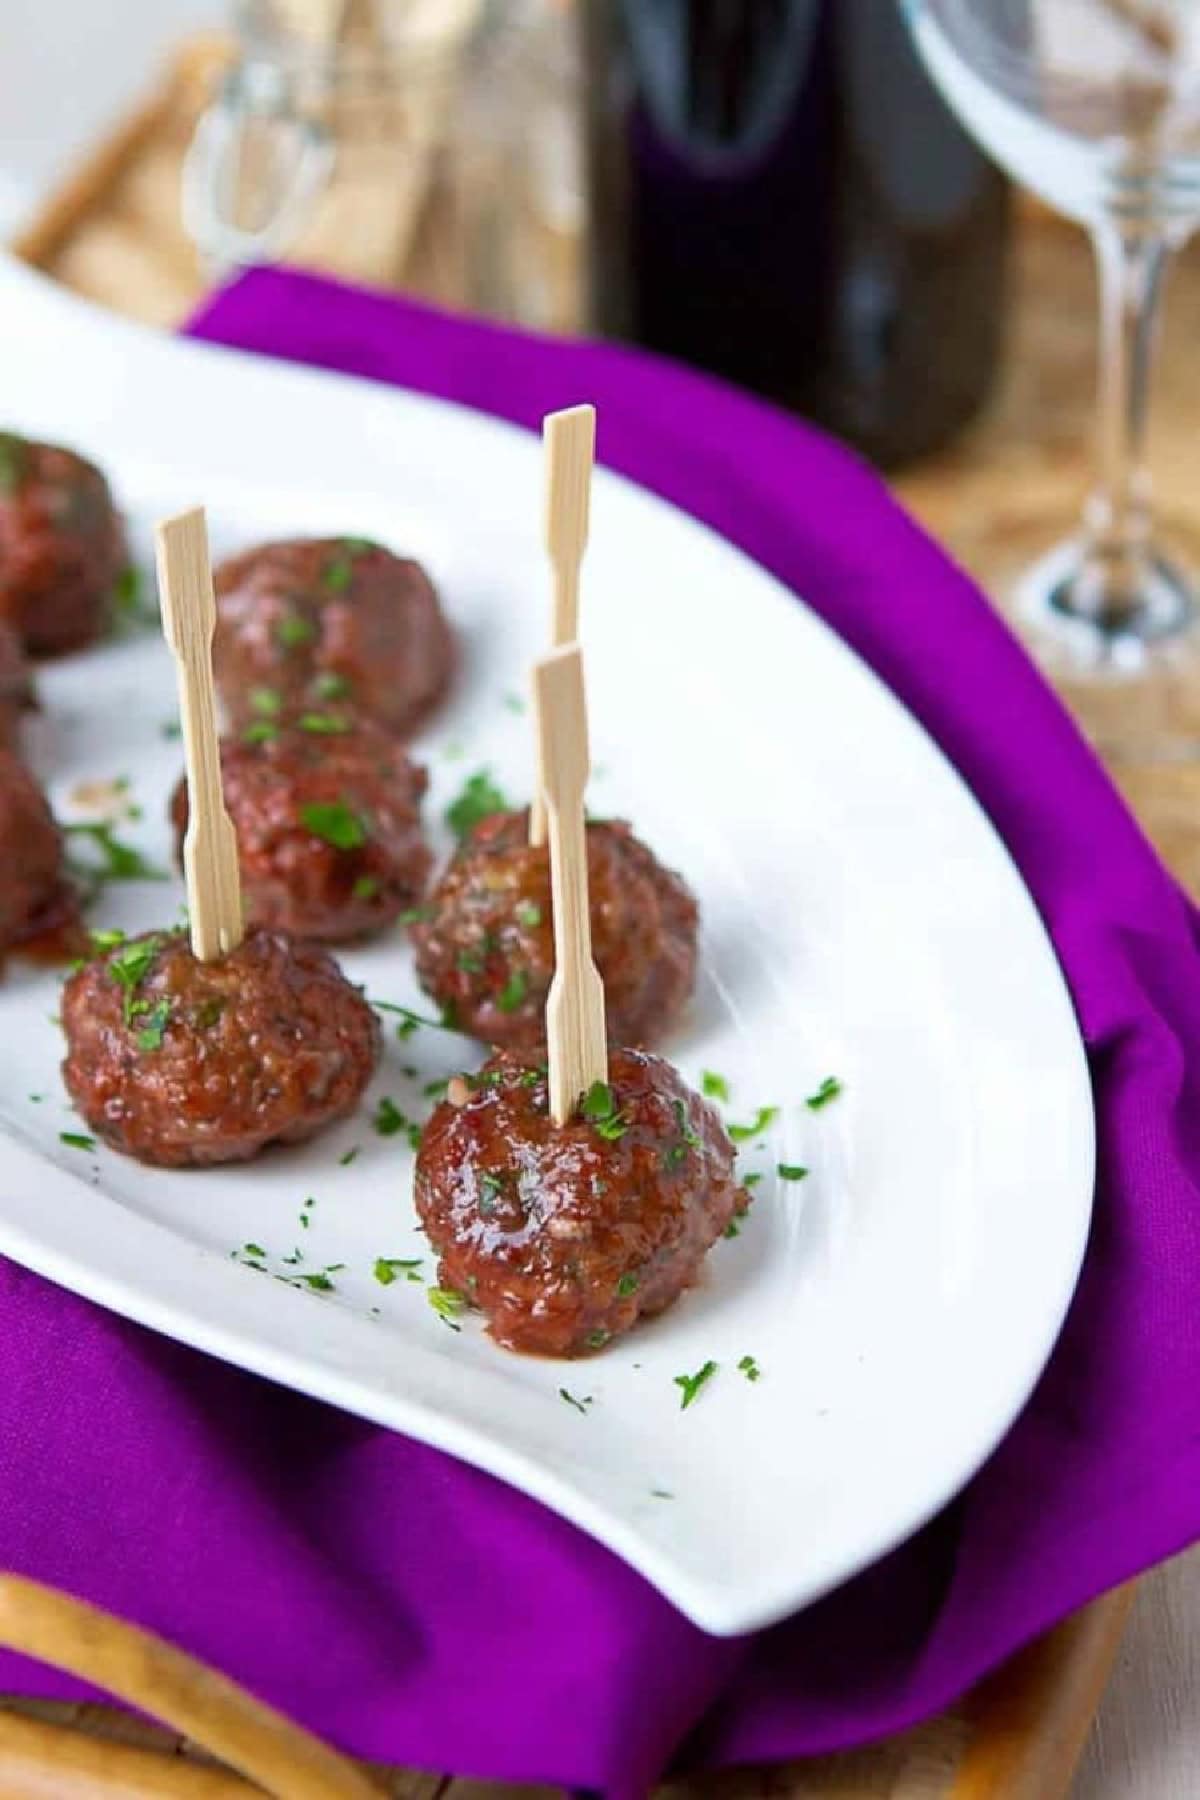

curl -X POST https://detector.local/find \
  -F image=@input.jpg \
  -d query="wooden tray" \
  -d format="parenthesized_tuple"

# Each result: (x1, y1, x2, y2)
(6, 34, 1178, 1800)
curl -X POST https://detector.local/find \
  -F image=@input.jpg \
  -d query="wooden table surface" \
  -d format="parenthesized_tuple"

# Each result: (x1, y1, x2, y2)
(4, 99, 1200, 1794)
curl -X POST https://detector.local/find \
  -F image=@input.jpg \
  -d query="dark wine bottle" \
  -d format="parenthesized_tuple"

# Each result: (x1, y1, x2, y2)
(581, 0, 1011, 466)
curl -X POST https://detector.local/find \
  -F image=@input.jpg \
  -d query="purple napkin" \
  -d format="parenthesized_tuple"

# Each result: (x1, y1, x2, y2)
(0, 268, 1197, 1794)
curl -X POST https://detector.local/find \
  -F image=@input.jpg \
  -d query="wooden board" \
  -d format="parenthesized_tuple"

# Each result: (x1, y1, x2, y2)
(7, 44, 1196, 1798)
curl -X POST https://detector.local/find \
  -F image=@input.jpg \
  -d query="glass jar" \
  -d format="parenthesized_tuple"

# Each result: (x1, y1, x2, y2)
(183, 0, 584, 332)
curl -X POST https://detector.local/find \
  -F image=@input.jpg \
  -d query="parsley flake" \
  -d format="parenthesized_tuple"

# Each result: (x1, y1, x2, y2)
(277, 612, 316, 649)
(559, 1388, 593, 1414)
(298, 712, 351, 735)
(580, 1081, 628, 1141)
(616, 1272, 640, 1298)
(428, 1286, 466, 1329)
(742, 1172, 763, 1189)
(300, 799, 368, 850)
(738, 1354, 762, 1383)
(701, 1070, 730, 1103)
(728, 1105, 778, 1143)
(446, 769, 508, 841)
(674, 1360, 718, 1410)
(352, 874, 380, 901)
(249, 687, 282, 717)
(313, 670, 351, 701)
(777, 1163, 809, 1182)
(514, 900, 543, 928)
(496, 967, 528, 1013)
(60, 1131, 96, 1152)
(64, 823, 168, 892)
(374, 1256, 423, 1286)
(806, 1076, 843, 1110)
(135, 999, 172, 1051)
(338, 1146, 360, 1166)
(243, 721, 279, 745)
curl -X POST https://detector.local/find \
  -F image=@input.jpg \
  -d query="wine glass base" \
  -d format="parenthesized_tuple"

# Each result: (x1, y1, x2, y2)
(1013, 538, 1198, 679)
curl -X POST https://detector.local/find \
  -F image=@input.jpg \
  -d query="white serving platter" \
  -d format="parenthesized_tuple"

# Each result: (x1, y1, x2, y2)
(0, 256, 1093, 1636)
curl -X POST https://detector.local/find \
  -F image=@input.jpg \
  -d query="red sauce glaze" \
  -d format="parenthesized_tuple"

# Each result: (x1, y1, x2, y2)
(0, 620, 34, 751)
(0, 746, 74, 957)
(61, 926, 381, 1168)
(415, 1047, 747, 1357)
(0, 435, 128, 656)
(212, 537, 453, 737)
(412, 810, 698, 1050)
(170, 720, 432, 943)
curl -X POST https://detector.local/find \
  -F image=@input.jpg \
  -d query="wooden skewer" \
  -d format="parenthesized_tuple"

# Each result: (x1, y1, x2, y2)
(530, 403, 595, 848)
(156, 508, 244, 962)
(533, 643, 607, 1126)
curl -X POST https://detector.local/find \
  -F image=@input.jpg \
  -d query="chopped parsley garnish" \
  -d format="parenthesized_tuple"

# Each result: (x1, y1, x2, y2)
(112, 564, 157, 629)
(369, 998, 465, 1039)
(299, 1272, 335, 1293)
(423, 1079, 449, 1100)
(428, 1286, 466, 1329)
(674, 1360, 718, 1410)
(514, 900, 542, 928)
(559, 1388, 593, 1414)
(193, 997, 225, 1029)
(398, 905, 432, 925)
(672, 1100, 701, 1148)
(282, 1248, 304, 1266)
(478, 1171, 506, 1215)
(249, 686, 282, 717)
(701, 1070, 730, 1102)
(738, 1354, 762, 1383)
(580, 1081, 628, 1141)
(728, 1105, 778, 1143)
(616, 1272, 639, 1298)
(323, 539, 372, 593)
(723, 1219, 741, 1239)
(299, 799, 368, 850)
(352, 874, 380, 901)
(64, 822, 168, 892)
(134, 999, 172, 1051)
(59, 1131, 96, 1152)
(243, 1242, 267, 1259)
(161, 718, 182, 740)
(650, 1489, 674, 1500)
(742, 1172, 763, 1189)
(663, 1144, 688, 1169)
(338, 1146, 360, 1166)
(313, 670, 351, 701)
(806, 1076, 843, 1110)
(373, 1097, 407, 1137)
(90, 927, 126, 952)
(456, 947, 485, 974)
(298, 712, 351, 735)
(277, 612, 316, 649)
(777, 1163, 808, 1182)
(496, 967, 528, 1013)
(243, 721, 279, 745)
(0, 432, 26, 492)
(27, 1094, 43, 1104)
(374, 1256, 423, 1286)
(106, 934, 164, 1025)
(446, 769, 508, 841)
(585, 1328, 611, 1350)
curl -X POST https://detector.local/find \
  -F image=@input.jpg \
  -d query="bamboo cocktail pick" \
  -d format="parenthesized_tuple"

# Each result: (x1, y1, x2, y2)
(156, 508, 244, 962)
(530, 403, 595, 848)
(533, 643, 607, 1127)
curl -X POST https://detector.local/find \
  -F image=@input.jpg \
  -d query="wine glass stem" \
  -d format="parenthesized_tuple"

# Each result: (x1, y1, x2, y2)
(1077, 224, 1172, 626)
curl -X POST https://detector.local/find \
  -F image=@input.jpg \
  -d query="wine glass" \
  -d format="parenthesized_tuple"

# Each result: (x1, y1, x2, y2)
(901, 0, 1200, 676)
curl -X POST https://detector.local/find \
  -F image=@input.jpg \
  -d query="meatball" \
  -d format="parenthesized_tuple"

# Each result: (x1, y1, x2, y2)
(412, 810, 698, 1049)
(0, 433, 128, 655)
(62, 926, 381, 1167)
(212, 537, 453, 737)
(170, 718, 432, 943)
(415, 1047, 746, 1357)
(0, 747, 71, 953)
(0, 621, 33, 751)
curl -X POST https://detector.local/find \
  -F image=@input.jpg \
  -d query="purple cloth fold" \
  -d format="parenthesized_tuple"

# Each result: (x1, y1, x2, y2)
(0, 266, 1197, 1793)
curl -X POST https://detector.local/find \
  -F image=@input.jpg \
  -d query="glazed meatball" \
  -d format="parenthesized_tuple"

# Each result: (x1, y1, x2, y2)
(0, 621, 33, 751)
(62, 926, 381, 1167)
(170, 718, 432, 943)
(213, 537, 453, 737)
(0, 433, 128, 655)
(412, 810, 698, 1049)
(415, 1047, 746, 1357)
(0, 747, 71, 952)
